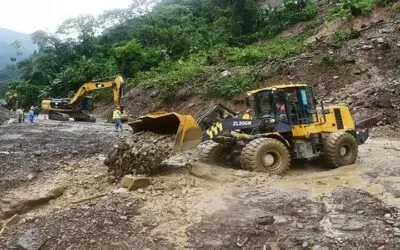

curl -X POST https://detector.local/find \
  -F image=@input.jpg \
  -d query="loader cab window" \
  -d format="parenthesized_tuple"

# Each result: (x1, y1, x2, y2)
(253, 90, 274, 118)
(287, 87, 316, 124)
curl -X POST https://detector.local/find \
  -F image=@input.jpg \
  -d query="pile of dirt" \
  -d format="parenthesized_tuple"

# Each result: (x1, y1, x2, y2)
(0, 107, 10, 125)
(105, 131, 175, 179)
(0, 194, 173, 249)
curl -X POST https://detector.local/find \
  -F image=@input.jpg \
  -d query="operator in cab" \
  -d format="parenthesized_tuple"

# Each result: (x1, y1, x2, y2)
(112, 106, 123, 132)
(242, 108, 253, 120)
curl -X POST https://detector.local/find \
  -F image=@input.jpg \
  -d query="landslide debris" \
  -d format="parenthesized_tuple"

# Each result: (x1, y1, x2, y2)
(0, 194, 174, 249)
(105, 131, 175, 179)
(186, 188, 400, 249)
(0, 107, 10, 125)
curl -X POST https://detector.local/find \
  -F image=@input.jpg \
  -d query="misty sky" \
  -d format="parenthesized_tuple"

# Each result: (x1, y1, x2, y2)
(0, 0, 132, 34)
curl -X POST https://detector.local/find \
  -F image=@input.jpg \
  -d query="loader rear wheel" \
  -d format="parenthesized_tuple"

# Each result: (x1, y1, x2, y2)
(201, 141, 232, 165)
(324, 132, 358, 169)
(241, 138, 290, 175)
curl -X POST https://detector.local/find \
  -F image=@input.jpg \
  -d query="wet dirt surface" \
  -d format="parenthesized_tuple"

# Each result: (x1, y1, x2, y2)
(1, 120, 400, 249)
(0, 120, 120, 191)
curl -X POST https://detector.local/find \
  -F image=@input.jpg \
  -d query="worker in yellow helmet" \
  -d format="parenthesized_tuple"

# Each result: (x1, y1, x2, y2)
(112, 106, 123, 132)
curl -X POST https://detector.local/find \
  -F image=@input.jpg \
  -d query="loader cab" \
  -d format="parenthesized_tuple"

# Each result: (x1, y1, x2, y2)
(248, 84, 317, 126)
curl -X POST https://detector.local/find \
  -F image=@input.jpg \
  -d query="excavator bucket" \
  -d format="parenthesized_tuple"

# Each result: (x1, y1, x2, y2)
(128, 112, 203, 152)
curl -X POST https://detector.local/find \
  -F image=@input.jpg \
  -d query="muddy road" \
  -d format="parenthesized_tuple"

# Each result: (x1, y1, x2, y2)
(1, 120, 400, 249)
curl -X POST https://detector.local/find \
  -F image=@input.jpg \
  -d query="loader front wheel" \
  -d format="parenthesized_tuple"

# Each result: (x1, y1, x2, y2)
(241, 138, 290, 175)
(324, 132, 358, 168)
(201, 141, 232, 165)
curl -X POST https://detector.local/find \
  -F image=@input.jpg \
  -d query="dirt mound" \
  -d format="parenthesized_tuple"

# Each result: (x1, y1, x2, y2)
(0, 194, 173, 249)
(105, 131, 175, 178)
(0, 107, 10, 125)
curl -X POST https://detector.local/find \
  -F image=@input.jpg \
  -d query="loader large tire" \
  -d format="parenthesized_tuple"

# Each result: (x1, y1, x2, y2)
(324, 132, 358, 169)
(201, 141, 232, 165)
(240, 138, 290, 175)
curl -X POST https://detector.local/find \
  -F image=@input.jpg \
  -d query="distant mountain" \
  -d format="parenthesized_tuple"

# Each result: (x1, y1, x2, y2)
(0, 27, 35, 70)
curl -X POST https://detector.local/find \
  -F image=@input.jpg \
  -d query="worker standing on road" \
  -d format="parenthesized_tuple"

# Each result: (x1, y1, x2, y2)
(16, 108, 24, 123)
(27, 108, 35, 124)
(112, 106, 123, 132)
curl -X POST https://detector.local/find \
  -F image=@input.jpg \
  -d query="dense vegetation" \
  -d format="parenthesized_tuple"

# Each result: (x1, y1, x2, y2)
(2, 0, 396, 107)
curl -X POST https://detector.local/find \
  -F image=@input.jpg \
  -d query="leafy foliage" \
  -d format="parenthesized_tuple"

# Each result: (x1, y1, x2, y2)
(327, 0, 394, 19)
(4, 0, 320, 106)
(331, 28, 360, 46)
(207, 74, 261, 99)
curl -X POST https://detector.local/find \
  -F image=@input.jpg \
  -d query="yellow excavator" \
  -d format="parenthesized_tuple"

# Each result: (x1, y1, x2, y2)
(130, 83, 369, 174)
(41, 75, 128, 122)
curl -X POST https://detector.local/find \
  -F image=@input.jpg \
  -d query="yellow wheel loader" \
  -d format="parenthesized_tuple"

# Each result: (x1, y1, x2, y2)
(41, 75, 128, 122)
(129, 84, 369, 174)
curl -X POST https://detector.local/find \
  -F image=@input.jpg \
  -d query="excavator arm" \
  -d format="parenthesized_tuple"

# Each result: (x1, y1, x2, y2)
(69, 75, 125, 107)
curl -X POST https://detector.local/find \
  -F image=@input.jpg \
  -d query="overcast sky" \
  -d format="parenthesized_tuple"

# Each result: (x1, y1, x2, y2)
(0, 0, 132, 34)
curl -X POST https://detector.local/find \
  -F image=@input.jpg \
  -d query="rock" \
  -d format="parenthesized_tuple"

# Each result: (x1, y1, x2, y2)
(104, 219, 114, 225)
(120, 175, 150, 191)
(221, 70, 232, 77)
(394, 232, 400, 237)
(120, 216, 128, 220)
(137, 188, 144, 193)
(27, 173, 35, 180)
(190, 164, 228, 182)
(302, 241, 309, 248)
(97, 154, 106, 161)
(311, 245, 329, 250)
(273, 216, 289, 224)
(0, 214, 22, 236)
(393, 227, 400, 233)
(377, 246, 385, 250)
(3, 187, 66, 218)
(33, 151, 42, 157)
(16, 228, 44, 250)
(0, 151, 10, 155)
(268, 243, 281, 250)
(342, 219, 364, 231)
(384, 213, 391, 219)
(376, 37, 385, 43)
(255, 215, 274, 225)
(361, 45, 374, 50)
(297, 222, 304, 229)
(90, 239, 95, 244)
(386, 220, 395, 225)
(333, 76, 339, 79)
(112, 188, 129, 194)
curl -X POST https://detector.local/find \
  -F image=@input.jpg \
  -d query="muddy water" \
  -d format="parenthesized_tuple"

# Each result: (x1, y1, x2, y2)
(275, 138, 400, 207)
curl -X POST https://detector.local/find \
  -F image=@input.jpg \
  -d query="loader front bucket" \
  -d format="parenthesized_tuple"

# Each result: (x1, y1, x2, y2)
(129, 112, 203, 152)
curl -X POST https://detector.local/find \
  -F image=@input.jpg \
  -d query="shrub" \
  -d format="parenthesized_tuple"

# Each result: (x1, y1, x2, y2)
(321, 54, 336, 67)
(225, 37, 305, 65)
(206, 74, 261, 99)
(331, 28, 361, 46)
